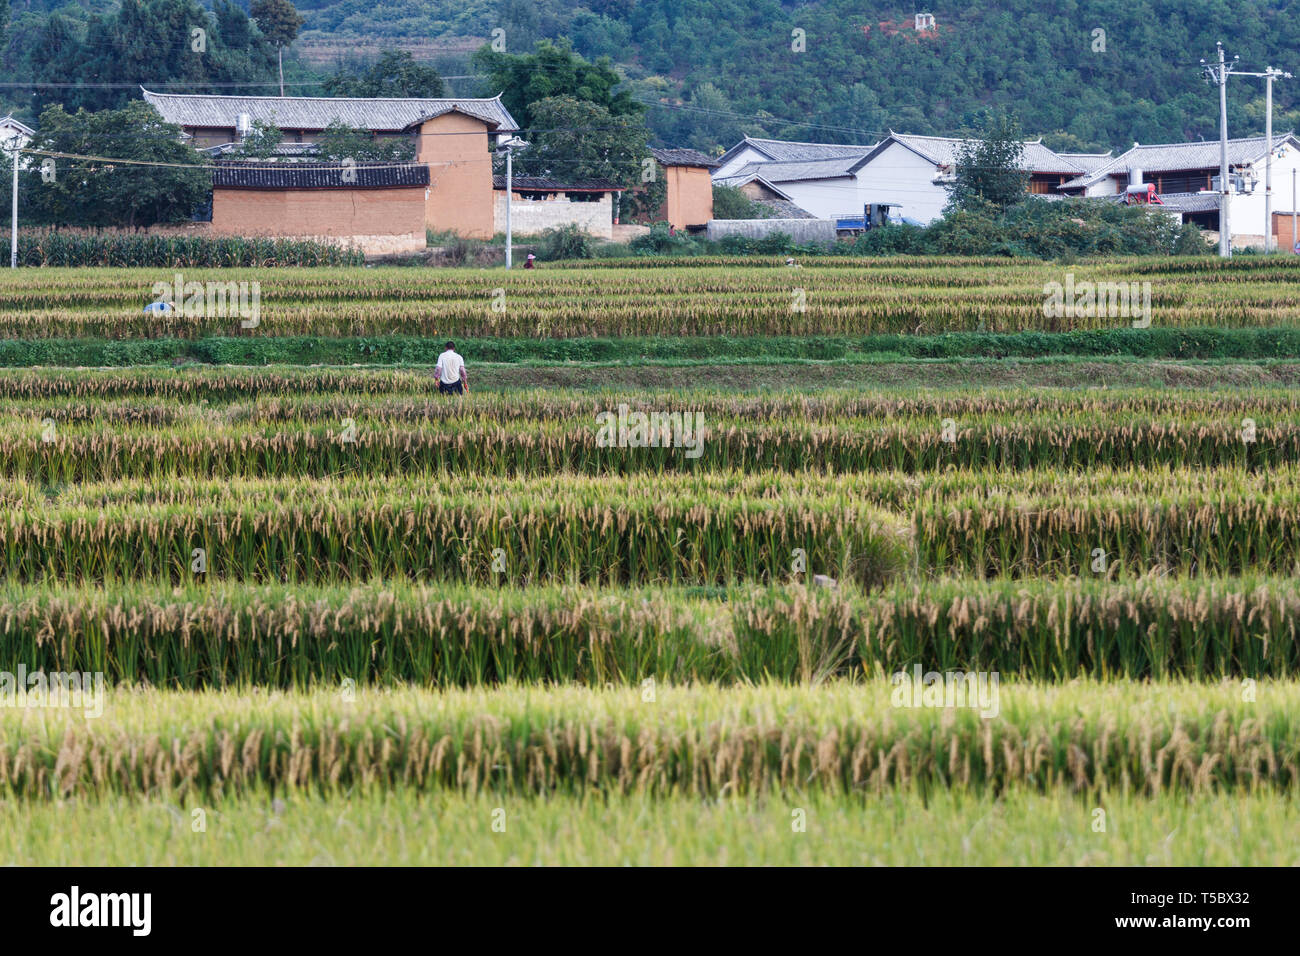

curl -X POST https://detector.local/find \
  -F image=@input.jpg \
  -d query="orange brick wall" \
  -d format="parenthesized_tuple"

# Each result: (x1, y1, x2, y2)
(1274, 213, 1300, 252)
(211, 186, 426, 238)
(663, 165, 714, 229)
(418, 113, 496, 238)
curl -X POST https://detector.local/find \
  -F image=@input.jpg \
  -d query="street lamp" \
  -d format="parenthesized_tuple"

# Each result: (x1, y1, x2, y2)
(495, 136, 529, 269)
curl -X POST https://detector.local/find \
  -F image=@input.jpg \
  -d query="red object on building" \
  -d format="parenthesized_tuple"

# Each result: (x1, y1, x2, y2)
(1124, 183, 1164, 205)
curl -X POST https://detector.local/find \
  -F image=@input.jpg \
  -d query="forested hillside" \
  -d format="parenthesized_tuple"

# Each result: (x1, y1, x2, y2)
(4, 0, 1299, 152)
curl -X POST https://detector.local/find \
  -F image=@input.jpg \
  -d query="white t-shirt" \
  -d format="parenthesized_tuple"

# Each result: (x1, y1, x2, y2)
(436, 350, 465, 385)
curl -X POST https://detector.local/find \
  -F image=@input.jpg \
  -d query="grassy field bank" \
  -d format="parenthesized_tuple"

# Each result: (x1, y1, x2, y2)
(3, 789, 1294, 865)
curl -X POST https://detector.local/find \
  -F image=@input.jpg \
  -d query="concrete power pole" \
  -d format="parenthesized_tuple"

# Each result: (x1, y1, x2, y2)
(1215, 43, 1233, 257)
(495, 136, 528, 269)
(1234, 65, 1291, 252)
(9, 143, 17, 269)
(1202, 44, 1241, 257)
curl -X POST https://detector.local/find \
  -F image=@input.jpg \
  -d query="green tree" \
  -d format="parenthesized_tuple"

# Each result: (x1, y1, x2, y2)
(22, 102, 211, 229)
(28, 0, 274, 114)
(250, 0, 304, 96)
(712, 184, 764, 220)
(234, 120, 284, 158)
(517, 95, 647, 187)
(945, 112, 1030, 214)
(473, 38, 642, 131)
(315, 120, 415, 162)
(324, 50, 446, 98)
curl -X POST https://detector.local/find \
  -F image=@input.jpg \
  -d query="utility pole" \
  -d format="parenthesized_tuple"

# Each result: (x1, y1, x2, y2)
(1233, 64, 1291, 251)
(1293, 167, 1298, 253)
(1266, 67, 1275, 251)
(496, 136, 528, 269)
(1201, 43, 1238, 257)
(9, 143, 18, 269)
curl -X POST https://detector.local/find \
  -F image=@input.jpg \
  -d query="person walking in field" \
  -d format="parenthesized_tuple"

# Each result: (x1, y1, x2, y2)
(436, 342, 468, 396)
(524, 253, 536, 269)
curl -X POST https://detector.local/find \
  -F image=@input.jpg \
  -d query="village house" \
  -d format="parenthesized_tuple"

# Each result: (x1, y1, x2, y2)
(844, 132, 1107, 224)
(1056, 134, 1300, 246)
(142, 88, 519, 239)
(712, 137, 876, 220)
(209, 161, 430, 255)
(0, 115, 33, 168)
(647, 147, 718, 231)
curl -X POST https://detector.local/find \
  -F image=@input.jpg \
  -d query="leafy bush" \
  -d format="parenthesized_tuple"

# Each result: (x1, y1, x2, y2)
(712, 185, 766, 220)
(539, 223, 594, 261)
(629, 222, 704, 256)
(852, 224, 927, 255)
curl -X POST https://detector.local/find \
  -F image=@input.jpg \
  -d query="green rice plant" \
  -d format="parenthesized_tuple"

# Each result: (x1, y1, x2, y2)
(0, 681, 1295, 800)
(3, 576, 1297, 689)
(0, 475, 911, 587)
(2, 788, 1296, 865)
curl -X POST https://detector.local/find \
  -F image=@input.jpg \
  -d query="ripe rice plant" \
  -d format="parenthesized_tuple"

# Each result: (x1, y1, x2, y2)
(4, 576, 1299, 689)
(0, 476, 911, 587)
(3, 259, 1300, 339)
(1, 681, 1295, 800)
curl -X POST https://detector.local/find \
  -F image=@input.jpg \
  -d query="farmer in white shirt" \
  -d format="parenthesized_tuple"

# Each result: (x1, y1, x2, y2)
(436, 341, 468, 396)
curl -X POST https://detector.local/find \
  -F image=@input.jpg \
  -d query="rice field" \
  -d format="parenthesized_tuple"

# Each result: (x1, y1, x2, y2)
(3, 258, 1300, 339)
(4, 262, 1299, 867)
(7, 789, 1296, 866)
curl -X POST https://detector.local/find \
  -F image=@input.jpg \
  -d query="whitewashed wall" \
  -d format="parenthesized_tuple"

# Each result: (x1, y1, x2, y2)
(851, 142, 948, 224)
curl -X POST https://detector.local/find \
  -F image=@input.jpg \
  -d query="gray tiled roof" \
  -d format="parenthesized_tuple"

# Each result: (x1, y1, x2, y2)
(493, 175, 621, 191)
(1112, 190, 1221, 213)
(717, 136, 876, 168)
(204, 142, 322, 157)
(752, 198, 816, 219)
(0, 114, 34, 135)
(712, 173, 795, 201)
(1068, 134, 1299, 188)
(739, 137, 875, 161)
(142, 88, 519, 133)
(725, 155, 868, 182)
(1056, 151, 1113, 172)
(648, 147, 718, 168)
(891, 133, 1084, 172)
(212, 161, 429, 189)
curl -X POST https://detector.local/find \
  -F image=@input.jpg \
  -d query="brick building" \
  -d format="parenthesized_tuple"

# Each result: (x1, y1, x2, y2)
(210, 162, 430, 255)
(648, 148, 717, 230)
(142, 88, 519, 239)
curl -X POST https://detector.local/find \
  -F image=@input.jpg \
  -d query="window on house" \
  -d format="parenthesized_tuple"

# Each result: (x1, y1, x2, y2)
(1156, 172, 1212, 194)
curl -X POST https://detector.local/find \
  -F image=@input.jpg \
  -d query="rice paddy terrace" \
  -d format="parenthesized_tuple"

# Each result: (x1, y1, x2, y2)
(2, 259, 1299, 864)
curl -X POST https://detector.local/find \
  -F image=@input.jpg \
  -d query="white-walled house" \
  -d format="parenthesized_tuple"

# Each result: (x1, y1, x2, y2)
(848, 133, 1103, 224)
(0, 115, 33, 161)
(714, 155, 875, 219)
(712, 137, 877, 220)
(1057, 134, 1300, 245)
(715, 132, 1103, 225)
(712, 136, 875, 180)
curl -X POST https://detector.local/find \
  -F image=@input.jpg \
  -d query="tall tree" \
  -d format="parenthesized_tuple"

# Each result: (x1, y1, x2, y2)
(473, 38, 642, 131)
(250, 0, 304, 96)
(519, 94, 648, 186)
(324, 51, 445, 98)
(22, 101, 211, 229)
(944, 112, 1029, 214)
